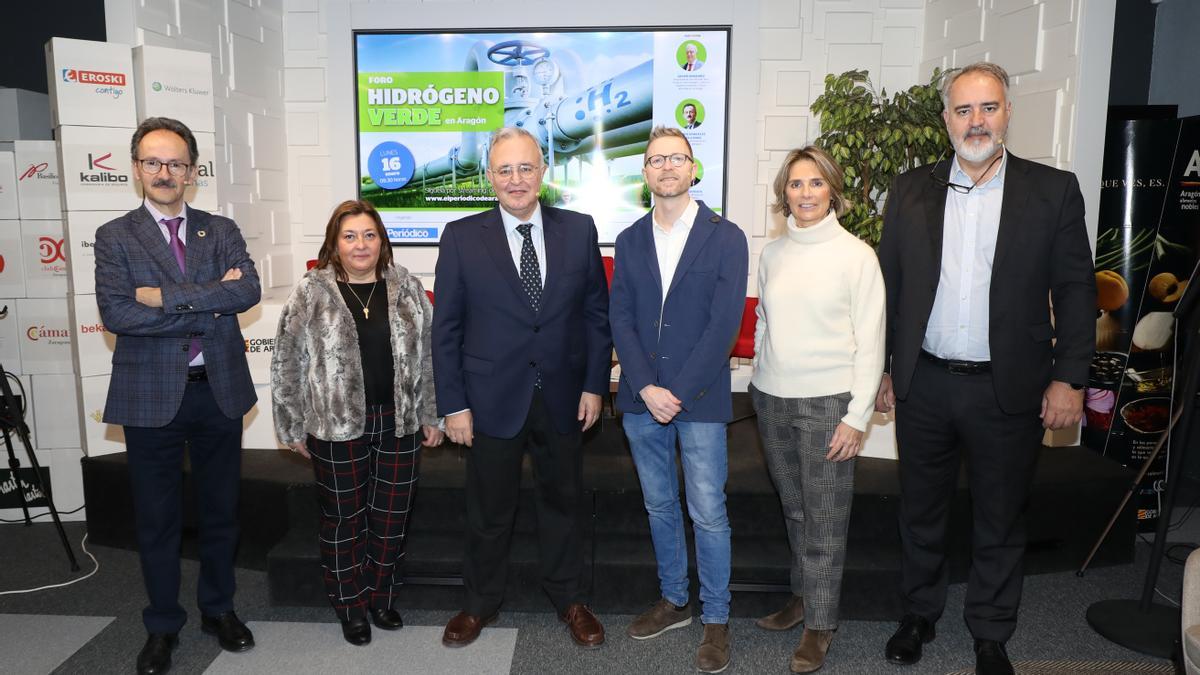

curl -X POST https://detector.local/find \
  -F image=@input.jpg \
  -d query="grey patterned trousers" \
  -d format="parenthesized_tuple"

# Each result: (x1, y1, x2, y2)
(750, 383, 855, 629)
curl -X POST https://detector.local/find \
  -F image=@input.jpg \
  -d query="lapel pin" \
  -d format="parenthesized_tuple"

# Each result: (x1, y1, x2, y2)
(197, 230, 207, 238)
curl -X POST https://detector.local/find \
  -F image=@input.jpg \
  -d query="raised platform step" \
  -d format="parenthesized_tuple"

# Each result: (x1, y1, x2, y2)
(82, 396, 1136, 619)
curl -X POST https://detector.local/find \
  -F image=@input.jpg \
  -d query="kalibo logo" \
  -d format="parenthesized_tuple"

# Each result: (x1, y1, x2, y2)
(39, 237, 66, 265)
(81, 152, 128, 185)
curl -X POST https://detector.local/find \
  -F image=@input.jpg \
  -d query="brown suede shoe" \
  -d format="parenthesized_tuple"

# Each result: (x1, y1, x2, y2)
(441, 610, 497, 647)
(560, 603, 605, 647)
(696, 623, 731, 673)
(790, 628, 834, 673)
(627, 598, 692, 640)
(756, 595, 804, 631)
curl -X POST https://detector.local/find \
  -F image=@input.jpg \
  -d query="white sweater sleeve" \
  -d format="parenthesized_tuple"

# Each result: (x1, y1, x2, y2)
(842, 247, 887, 430)
(751, 251, 768, 368)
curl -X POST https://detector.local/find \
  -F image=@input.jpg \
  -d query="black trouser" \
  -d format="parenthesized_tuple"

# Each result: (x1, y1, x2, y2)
(124, 379, 243, 635)
(895, 357, 1043, 642)
(462, 390, 584, 617)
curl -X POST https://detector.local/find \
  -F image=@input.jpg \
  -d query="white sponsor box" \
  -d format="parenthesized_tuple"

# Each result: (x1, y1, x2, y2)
(16, 297, 72, 374)
(0, 222, 27, 299)
(78, 373, 125, 456)
(238, 303, 281, 385)
(186, 131, 219, 212)
(45, 37, 136, 129)
(133, 45, 216, 133)
(0, 151, 18, 219)
(64, 211, 123, 295)
(242, 387, 284, 450)
(69, 293, 114, 377)
(0, 88, 52, 142)
(20, 219, 67, 298)
(56, 125, 138, 212)
(0, 298, 22, 374)
(12, 141, 61, 220)
(31, 373, 81, 449)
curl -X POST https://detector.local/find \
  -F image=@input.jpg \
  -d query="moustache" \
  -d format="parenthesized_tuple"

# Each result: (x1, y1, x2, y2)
(963, 126, 992, 140)
(152, 179, 177, 188)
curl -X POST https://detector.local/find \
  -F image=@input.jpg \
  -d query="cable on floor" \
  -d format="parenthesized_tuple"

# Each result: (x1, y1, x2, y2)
(0, 530, 99, 595)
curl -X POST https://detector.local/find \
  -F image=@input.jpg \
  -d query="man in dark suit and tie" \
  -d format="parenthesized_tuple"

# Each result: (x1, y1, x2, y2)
(433, 127, 611, 649)
(610, 126, 748, 674)
(95, 117, 261, 675)
(874, 63, 1096, 675)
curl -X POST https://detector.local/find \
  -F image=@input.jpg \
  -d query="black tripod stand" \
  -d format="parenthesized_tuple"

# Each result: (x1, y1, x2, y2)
(1081, 259, 1200, 657)
(0, 363, 80, 572)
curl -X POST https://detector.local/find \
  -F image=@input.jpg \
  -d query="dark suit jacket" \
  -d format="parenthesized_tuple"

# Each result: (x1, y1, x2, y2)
(609, 200, 748, 422)
(95, 205, 261, 427)
(432, 204, 611, 439)
(878, 152, 1096, 414)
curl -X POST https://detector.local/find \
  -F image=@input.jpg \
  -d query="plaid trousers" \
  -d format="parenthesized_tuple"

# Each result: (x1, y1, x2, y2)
(750, 384, 855, 629)
(307, 405, 421, 621)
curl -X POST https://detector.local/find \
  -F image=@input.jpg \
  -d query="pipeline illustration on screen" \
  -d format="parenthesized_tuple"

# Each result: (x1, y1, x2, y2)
(355, 29, 729, 244)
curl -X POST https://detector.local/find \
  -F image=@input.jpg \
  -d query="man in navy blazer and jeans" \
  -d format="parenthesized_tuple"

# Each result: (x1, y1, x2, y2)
(611, 126, 748, 673)
(434, 127, 611, 649)
(95, 117, 260, 675)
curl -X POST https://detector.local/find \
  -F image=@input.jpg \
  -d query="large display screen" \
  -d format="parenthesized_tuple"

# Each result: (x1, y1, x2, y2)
(354, 28, 730, 245)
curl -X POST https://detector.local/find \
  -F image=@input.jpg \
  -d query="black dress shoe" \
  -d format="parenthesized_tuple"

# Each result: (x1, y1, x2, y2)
(201, 611, 255, 652)
(136, 633, 178, 675)
(974, 639, 1014, 675)
(341, 617, 372, 646)
(370, 607, 404, 630)
(884, 614, 936, 665)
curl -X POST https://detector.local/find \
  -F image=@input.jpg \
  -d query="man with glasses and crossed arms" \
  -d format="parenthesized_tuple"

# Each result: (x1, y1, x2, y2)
(433, 126, 611, 649)
(610, 126, 747, 673)
(95, 117, 261, 675)
(874, 63, 1095, 674)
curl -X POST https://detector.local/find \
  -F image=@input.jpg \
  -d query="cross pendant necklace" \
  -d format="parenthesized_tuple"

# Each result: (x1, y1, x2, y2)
(343, 280, 378, 319)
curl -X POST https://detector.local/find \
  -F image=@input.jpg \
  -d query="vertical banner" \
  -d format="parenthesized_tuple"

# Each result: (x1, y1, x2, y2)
(1084, 116, 1200, 530)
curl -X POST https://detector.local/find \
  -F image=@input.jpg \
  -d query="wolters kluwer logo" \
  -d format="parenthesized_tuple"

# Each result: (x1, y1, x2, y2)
(152, 81, 162, 92)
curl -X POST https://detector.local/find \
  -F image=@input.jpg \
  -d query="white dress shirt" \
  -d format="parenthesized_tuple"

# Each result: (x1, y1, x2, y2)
(498, 204, 547, 286)
(922, 151, 1007, 361)
(143, 200, 204, 366)
(652, 197, 699, 307)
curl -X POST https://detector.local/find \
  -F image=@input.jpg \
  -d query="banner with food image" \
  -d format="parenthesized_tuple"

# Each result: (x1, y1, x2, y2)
(1083, 116, 1199, 530)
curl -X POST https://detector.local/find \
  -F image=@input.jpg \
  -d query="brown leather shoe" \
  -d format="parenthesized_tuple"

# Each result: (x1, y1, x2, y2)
(790, 628, 834, 673)
(756, 595, 804, 631)
(441, 610, 497, 647)
(696, 623, 731, 673)
(560, 603, 605, 647)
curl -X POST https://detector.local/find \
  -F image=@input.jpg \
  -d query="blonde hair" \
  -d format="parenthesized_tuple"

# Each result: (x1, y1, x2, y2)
(644, 126, 695, 162)
(770, 145, 850, 218)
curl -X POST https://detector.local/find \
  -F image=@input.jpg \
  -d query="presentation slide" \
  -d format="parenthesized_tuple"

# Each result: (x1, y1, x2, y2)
(354, 28, 730, 245)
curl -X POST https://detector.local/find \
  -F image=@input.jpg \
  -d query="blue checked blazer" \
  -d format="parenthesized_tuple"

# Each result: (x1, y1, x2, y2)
(95, 205, 260, 427)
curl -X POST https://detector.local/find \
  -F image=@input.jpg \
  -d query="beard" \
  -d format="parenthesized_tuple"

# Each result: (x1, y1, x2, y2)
(651, 175, 691, 199)
(953, 126, 1004, 163)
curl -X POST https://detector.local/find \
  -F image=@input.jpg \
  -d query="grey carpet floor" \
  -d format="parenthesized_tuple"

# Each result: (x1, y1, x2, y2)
(0, 521, 1185, 674)
(0, 613, 113, 673)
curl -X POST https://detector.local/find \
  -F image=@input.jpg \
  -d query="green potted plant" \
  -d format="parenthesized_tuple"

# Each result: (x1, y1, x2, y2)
(810, 68, 951, 246)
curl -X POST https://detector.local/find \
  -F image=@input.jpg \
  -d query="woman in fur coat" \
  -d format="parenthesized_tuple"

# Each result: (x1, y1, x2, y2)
(271, 199, 442, 646)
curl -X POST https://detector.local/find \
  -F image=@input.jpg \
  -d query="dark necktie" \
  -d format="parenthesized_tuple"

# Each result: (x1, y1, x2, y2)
(516, 223, 542, 388)
(516, 223, 541, 312)
(163, 217, 202, 362)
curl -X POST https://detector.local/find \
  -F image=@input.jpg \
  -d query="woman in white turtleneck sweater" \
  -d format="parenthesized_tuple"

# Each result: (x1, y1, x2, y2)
(749, 145, 885, 674)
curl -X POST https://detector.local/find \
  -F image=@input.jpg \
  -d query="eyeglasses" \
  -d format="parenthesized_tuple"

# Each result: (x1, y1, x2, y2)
(137, 158, 191, 177)
(928, 150, 1003, 195)
(645, 153, 693, 169)
(490, 164, 541, 180)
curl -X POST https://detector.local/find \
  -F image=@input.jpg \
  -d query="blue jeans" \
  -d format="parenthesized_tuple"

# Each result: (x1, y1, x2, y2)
(623, 412, 731, 624)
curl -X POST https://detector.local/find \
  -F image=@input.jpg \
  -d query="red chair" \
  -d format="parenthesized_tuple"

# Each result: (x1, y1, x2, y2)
(306, 259, 318, 270)
(730, 297, 758, 360)
(425, 289, 435, 305)
(602, 255, 615, 289)
(730, 297, 759, 423)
